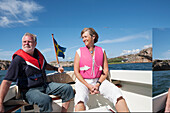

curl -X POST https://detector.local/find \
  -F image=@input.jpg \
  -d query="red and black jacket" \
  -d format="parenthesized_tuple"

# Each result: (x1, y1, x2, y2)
(12, 49, 46, 89)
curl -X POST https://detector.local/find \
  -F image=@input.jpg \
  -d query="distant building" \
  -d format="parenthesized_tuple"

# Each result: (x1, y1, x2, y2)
(121, 58, 128, 62)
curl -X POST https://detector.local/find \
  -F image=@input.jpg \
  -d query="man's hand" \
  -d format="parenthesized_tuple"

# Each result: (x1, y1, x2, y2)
(0, 80, 12, 113)
(0, 103, 4, 112)
(58, 66, 64, 73)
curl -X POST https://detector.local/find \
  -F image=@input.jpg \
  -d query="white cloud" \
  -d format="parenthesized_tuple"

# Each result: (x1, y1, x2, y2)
(67, 57, 73, 60)
(120, 44, 152, 56)
(0, 16, 10, 27)
(143, 44, 152, 49)
(120, 49, 140, 56)
(0, 0, 43, 27)
(41, 48, 53, 54)
(98, 31, 151, 44)
(67, 45, 80, 50)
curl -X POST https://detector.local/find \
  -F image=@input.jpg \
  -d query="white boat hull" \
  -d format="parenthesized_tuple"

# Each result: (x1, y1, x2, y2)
(153, 91, 168, 112)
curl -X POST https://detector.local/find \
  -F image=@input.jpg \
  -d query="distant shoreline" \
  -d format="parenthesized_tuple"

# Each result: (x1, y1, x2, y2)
(1, 59, 170, 71)
(153, 60, 170, 71)
(108, 62, 152, 65)
(153, 69, 170, 71)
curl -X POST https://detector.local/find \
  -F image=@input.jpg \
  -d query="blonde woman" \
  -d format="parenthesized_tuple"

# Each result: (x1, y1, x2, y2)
(74, 28, 129, 112)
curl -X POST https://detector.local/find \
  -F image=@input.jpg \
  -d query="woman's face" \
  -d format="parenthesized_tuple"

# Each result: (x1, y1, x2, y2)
(81, 31, 94, 47)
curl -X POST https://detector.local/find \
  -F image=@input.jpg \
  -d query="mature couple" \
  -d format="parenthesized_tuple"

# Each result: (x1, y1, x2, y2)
(0, 28, 129, 112)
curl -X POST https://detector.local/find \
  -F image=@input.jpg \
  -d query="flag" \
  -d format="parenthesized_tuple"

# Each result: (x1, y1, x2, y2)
(53, 37, 66, 59)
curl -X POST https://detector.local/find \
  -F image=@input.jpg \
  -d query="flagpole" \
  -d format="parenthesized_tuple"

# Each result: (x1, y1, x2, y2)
(52, 34, 59, 65)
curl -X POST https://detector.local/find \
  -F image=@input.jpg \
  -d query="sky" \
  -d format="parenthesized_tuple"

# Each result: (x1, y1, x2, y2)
(0, 0, 170, 62)
(153, 28, 170, 60)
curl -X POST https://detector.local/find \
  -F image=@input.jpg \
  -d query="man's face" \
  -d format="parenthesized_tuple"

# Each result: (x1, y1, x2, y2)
(22, 35, 37, 54)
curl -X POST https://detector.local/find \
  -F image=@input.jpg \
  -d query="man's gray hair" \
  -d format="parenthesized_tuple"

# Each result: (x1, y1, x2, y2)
(22, 32, 37, 42)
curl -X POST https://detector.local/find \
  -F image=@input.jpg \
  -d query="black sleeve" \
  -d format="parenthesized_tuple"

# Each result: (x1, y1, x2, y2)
(4, 56, 22, 82)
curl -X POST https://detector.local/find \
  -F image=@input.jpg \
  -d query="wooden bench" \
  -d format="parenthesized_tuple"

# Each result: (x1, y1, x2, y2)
(4, 84, 75, 106)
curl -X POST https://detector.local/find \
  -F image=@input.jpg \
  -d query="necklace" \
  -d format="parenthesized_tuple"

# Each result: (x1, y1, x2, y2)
(90, 48, 94, 54)
(89, 46, 95, 54)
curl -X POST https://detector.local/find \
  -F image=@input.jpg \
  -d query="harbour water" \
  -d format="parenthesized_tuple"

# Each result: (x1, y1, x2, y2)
(1, 62, 167, 97)
(153, 70, 170, 97)
(108, 62, 152, 71)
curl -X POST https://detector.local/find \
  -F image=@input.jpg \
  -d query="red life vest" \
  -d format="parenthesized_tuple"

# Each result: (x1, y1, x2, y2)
(12, 49, 45, 70)
(12, 49, 46, 88)
(79, 46, 103, 79)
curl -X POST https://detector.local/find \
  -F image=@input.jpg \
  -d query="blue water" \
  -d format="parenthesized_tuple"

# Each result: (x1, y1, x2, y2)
(0, 70, 7, 83)
(108, 62, 152, 70)
(153, 70, 170, 97)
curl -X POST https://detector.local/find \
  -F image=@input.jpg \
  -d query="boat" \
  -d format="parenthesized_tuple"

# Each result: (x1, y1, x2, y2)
(153, 91, 167, 112)
(3, 70, 152, 112)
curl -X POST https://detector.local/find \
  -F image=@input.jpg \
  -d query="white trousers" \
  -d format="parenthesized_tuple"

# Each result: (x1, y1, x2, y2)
(74, 78, 123, 106)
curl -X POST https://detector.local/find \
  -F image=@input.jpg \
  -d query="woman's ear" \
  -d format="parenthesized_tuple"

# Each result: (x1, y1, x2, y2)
(92, 35, 95, 40)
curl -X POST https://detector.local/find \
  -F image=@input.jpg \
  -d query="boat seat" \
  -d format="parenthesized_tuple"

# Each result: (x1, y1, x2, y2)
(4, 94, 62, 106)
(4, 84, 75, 106)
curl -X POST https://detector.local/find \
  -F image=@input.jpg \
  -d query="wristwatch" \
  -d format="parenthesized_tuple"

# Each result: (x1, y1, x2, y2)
(97, 80, 101, 85)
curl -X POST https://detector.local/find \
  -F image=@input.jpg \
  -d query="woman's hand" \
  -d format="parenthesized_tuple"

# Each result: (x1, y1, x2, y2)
(87, 84, 100, 94)
(87, 84, 96, 94)
(93, 84, 100, 94)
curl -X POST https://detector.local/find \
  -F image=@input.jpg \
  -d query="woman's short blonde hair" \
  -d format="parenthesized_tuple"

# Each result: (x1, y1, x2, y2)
(81, 28, 99, 43)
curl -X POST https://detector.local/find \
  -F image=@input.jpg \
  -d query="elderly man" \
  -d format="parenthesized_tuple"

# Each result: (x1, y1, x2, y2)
(0, 33, 74, 112)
